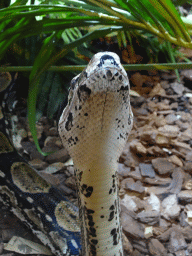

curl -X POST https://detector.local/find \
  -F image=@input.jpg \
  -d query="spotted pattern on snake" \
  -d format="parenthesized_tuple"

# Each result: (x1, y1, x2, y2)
(0, 74, 81, 255)
(59, 52, 133, 255)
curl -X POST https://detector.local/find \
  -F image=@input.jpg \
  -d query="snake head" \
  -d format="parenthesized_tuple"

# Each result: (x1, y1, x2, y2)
(58, 51, 133, 163)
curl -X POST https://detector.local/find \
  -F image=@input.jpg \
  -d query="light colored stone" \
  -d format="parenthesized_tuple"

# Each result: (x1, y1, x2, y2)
(121, 194, 138, 212)
(158, 125, 180, 137)
(168, 155, 183, 167)
(161, 194, 180, 220)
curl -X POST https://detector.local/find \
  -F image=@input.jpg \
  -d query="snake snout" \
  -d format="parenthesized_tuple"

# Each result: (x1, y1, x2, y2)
(106, 69, 113, 79)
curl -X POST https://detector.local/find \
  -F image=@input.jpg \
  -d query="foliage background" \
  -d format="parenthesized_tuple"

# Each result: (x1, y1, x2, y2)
(1, 0, 192, 154)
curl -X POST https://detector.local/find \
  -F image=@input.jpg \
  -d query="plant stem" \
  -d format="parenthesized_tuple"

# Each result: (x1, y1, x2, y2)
(1, 62, 192, 72)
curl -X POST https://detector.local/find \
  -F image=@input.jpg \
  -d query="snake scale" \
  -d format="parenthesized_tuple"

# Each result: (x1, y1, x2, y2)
(0, 52, 133, 256)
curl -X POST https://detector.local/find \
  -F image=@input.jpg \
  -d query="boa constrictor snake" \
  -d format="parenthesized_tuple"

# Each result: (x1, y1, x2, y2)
(0, 52, 133, 256)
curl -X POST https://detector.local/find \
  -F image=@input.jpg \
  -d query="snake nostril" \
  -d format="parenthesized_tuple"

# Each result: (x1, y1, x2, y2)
(106, 70, 113, 79)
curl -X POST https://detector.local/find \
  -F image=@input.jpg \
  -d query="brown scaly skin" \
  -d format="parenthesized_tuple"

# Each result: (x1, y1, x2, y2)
(0, 73, 81, 256)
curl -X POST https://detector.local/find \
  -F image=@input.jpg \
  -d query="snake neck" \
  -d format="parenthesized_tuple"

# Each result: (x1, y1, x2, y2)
(75, 160, 123, 256)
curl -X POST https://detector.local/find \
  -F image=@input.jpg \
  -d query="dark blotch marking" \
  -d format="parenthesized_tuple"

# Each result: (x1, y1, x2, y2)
(117, 85, 129, 92)
(108, 199, 117, 222)
(98, 55, 119, 68)
(77, 84, 91, 102)
(120, 85, 128, 90)
(81, 184, 93, 198)
(67, 135, 79, 146)
(106, 70, 112, 79)
(109, 211, 114, 221)
(65, 112, 73, 131)
(84, 113, 88, 116)
(110, 227, 120, 245)
(128, 116, 132, 125)
(91, 239, 98, 245)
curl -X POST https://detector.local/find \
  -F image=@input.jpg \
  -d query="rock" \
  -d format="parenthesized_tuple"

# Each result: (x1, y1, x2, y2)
(161, 194, 181, 220)
(156, 102, 171, 111)
(136, 210, 160, 225)
(135, 108, 149, 116)
(130, 140, 147, 155)
(147, 193, 161, 212)
(28, 158, 48, 170)
(48, 127, 58, 136)
(46, 148, 69, 164)
(185, 151, 192, 161)
(179, 211, 188, 227)
(121, 206, 145, 239)
(131, 249, 145, 256)
(152, 158, 175, 175)
(178, 111, 191, 122)
(132, 240, 149, 254)
(130, 96, 146, 108)
(44, 136, 62, 148)
(159, 218, 170, 229)
(158, 125, 180, 137)
(174, 250, 186, 256)
(140, 130, 157, 144)
(184, 179, 192, 190)
(181, 128, 192, 141)
(127, 167, 142, 180)
(139, 163, 156, 178)
(122, 233, 133, 254)
(178, 190, 192, 204)
(118, 163, 131, 177)
(170, 102, 178, 109)
(155, 116, 167, 127)
(148, 238, 167, 256)
(171, 140, 191, 151)
(169, 168, 183, 194)
(144, 226, 153, 238)
(124, 178, 145, 193)
(147, 145, 165, 155)
(181, 69, 192, 81)
(183, 161, 192, 173)
(168, 155, 183, 167)
(157, 109, 175, 115)
(165, 113, 179, 125)
(170, 82, 185, 95)
(168, 227, 187, 253)
(182, 226, 192, 241)
(121, 195, 138, 212)
(188, 242, 192, 253)
(43, 162, 66, 174)
(21, 141, 45, 161)
(158, 227, 172, 242)
(144, 176, 171, 186)
(149, 83, 166, 97)
(155, 134, 169, 146)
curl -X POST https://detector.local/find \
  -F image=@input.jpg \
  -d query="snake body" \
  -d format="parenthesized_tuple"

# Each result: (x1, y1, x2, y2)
(0, 77, 81, 255)
(59, 52, 133, 255)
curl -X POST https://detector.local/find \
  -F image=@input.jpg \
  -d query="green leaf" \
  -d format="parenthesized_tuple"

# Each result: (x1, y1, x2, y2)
(28, 32, 59, 155)
(148, 0, 191, 42)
